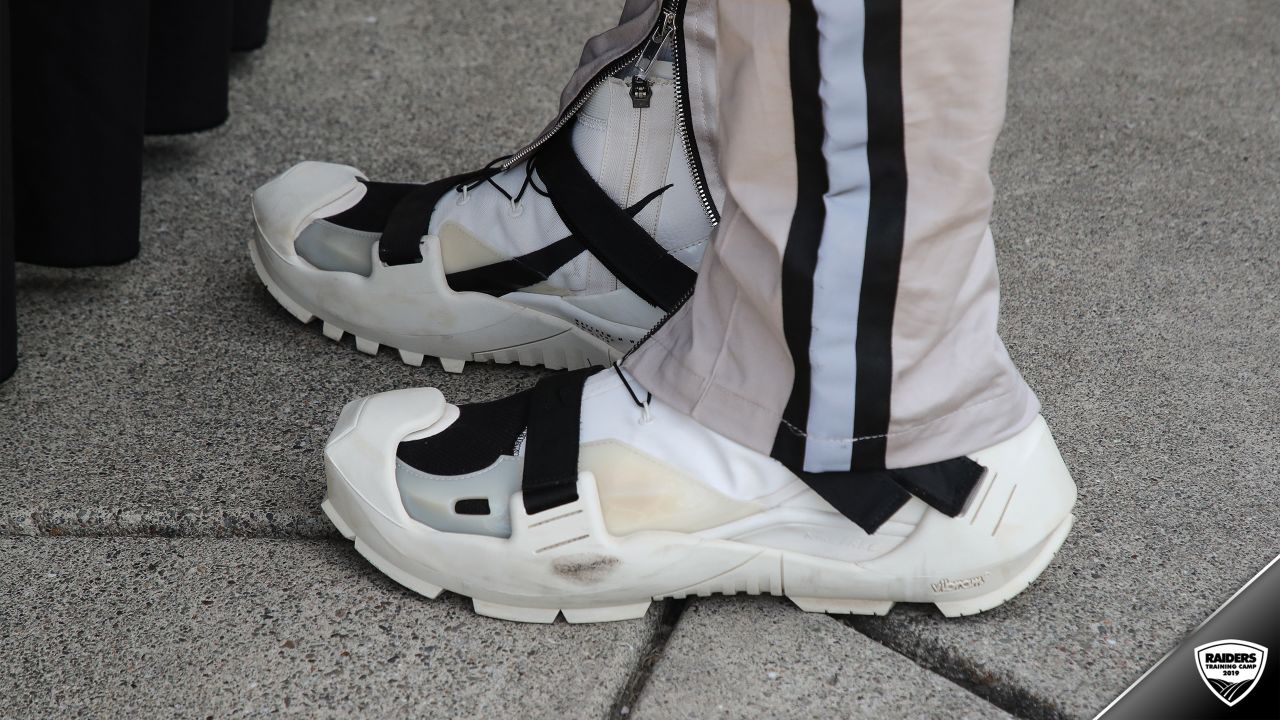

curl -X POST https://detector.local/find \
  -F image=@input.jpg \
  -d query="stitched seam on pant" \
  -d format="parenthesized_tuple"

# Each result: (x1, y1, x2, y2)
(640, 335, 1024, 449)
(779, 388, 1019, 444)
(691, 292, 742, 409)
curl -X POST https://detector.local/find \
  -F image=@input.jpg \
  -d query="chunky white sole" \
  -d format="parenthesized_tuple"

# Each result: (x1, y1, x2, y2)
(320, 390, 1076, 624)
(249, 229, 630, 373)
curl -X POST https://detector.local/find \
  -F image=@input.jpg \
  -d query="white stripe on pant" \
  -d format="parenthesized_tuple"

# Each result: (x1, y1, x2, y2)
(804, 0, 872, 473)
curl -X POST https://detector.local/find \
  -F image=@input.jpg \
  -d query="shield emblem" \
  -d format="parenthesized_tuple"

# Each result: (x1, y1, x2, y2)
(1195, 639, 1269, 707)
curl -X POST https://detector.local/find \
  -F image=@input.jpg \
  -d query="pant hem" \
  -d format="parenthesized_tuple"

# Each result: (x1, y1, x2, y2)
(629, 336, 1042, 468)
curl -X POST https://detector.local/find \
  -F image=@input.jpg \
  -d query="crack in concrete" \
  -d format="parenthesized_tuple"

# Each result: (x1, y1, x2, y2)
(605, 598, 688, 719)
(4, 508, 1076, 720)
(842, 615, 1070, 720)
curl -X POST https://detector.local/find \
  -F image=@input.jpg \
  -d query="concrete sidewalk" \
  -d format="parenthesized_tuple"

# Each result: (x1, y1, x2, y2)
(2, 0, 1277, 717)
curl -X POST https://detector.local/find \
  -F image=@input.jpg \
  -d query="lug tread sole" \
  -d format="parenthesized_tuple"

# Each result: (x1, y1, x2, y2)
(250, 238, 620, 372)
(321, 495, 1075, 625)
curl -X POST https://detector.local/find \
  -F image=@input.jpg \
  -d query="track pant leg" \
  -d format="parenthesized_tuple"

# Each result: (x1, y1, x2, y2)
(626, 0, 1038, 515)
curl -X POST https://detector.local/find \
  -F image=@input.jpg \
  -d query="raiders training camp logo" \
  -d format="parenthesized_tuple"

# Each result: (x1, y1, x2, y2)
(1194, 640, 1268, 707)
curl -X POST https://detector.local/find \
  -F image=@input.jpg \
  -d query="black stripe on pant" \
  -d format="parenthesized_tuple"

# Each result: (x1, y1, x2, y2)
(771, 0, 827, 472)
(851, 0, 908, 471)
(769, 0, 968, 534)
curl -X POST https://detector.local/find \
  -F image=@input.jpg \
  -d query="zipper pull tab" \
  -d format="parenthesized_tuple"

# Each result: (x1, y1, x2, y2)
(628, 7, 675, 109)
(654, 10, 677, 44)
(630, 75, 652, 109)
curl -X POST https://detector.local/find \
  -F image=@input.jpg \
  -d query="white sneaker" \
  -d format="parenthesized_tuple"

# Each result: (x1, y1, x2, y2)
(320, 368, 1077, 623)
(250, 59, 713, 373)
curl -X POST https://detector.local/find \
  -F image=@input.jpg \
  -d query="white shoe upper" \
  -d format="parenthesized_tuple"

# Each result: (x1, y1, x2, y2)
(248, 37, 1078, 620)
(250, 62, 710, 349)
(325, 367, 1077, 616)
(424, 61, 710, 294)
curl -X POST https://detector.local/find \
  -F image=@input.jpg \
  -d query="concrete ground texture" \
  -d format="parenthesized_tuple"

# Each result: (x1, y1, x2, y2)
(3, 0, 1277, 717)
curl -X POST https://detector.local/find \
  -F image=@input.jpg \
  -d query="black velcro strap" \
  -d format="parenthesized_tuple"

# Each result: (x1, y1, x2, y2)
(378, 170, 488, 266)
(888, 456, 986, 518)
(797, 456, 986, 533)
(444, 184, 674, 297)
(535, 129, 697, 312)
(521, 367, 599, 514)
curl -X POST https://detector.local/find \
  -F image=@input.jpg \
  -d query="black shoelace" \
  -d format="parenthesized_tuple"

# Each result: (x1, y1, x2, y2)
(456, 152, 550, 207)
(613, 362, 653, 423)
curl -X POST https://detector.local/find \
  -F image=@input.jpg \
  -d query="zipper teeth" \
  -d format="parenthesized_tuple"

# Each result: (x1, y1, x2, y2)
(669, 7, 719, 228)
(505, 0, 715, 359)
(622, 285, 694, 362)
(624, 0, 716, 361)
(502, 49, 644, 171)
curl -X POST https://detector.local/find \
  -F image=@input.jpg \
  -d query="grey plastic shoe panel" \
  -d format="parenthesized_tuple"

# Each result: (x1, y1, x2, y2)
(395, 456, 522, 538)
(295, 220, 378, 276)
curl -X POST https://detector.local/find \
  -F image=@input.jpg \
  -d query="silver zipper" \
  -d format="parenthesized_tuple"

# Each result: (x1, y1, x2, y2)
(653, 7, 679, 45)
(622, 0, 716, 359)
(505, 0, 720, 236)
(504, 0, 716, 357)
(502, 48, 642, 171)
(624, 10, 676, 198)
(668, 2, 719, 228)
(621, 283, 695, 363)
(629, 9, 678, 108)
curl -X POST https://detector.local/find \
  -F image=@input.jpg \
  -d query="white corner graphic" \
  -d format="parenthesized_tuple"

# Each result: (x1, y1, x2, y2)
(1193, 639, 1268, 707)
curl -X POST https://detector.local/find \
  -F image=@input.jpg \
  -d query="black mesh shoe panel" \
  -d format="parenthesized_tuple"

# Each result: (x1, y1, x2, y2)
(325, 180, 419, 232)
(395, 390, 532, 476)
